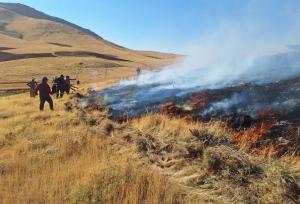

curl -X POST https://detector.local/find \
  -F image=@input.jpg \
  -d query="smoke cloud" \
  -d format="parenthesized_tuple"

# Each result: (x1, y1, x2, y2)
(118, 1, 300, 90)
(90, 1, 300, 115)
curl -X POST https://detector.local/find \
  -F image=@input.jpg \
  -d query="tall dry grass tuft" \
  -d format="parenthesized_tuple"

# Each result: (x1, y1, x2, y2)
(72, 161, 186, 204)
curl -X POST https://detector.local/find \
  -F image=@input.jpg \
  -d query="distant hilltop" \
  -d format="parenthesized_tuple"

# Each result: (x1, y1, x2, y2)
(0, 2, 103, 40)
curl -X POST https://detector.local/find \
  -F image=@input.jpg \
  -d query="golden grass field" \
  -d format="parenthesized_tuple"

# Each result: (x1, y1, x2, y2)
(0, 93, 183, 203)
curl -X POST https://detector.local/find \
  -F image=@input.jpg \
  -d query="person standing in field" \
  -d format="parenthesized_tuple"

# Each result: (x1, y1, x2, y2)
(27, 78, 37, 97)
(51, 76, 59, 95)
(136, 67, 141, 76)
(57, 74, 66, 98)
(65, 75, 71, 94)
(35, 76, 54, 111)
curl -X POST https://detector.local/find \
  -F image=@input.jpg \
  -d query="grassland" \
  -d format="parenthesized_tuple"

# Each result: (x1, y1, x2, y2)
(0, 33, 177, 90)
(0, 86, 299, 203)
(0, 92, 184, 203)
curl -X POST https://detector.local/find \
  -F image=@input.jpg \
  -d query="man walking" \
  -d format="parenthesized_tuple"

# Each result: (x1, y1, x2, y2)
(35, 76, 54, 111)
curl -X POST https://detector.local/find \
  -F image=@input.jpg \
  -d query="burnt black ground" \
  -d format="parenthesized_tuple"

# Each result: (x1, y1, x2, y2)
(87, 78, 300, 123)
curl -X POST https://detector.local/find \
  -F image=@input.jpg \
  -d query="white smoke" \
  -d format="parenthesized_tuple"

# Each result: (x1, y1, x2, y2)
(203, 94, 246, 116)
(91, 1, 300, 117)
(118, 1, 300, 91)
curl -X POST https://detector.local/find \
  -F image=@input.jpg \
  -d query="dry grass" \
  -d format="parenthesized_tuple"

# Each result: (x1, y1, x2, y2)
(0, 93, 189, 204)
(131, 115, 300, 203)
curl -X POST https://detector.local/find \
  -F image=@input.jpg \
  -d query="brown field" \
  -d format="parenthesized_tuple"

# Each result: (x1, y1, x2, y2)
(0, 33, 177, 90)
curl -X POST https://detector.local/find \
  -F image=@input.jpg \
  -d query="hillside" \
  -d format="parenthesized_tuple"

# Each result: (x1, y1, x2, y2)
(0, 3, 177, 90)
(0, 2, 103, 40)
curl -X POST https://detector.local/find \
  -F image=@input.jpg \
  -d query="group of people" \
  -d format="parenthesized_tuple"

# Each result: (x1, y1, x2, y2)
(26, 68, 141, 111)
(52, 75, 72, 98)
(26, 75, 75, 111)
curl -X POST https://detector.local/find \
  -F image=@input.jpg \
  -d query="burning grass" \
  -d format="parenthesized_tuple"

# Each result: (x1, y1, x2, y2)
(189, 92, 207, 109)
(131, 114, 300, 203)
(89, 77, 300, 160)
(159, 98, 300, 159)
(234, 122, 274, 148)
(0, 91, 300, 203)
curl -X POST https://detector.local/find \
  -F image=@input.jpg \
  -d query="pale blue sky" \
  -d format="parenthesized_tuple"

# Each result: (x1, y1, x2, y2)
(2, 0, 300, 53)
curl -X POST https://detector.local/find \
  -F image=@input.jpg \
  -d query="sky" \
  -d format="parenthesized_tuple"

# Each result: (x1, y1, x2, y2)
(2, 0, 300, 53)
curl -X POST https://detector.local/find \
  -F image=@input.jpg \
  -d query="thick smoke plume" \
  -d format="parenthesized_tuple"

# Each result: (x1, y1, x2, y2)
(90, 1, 300, 115)
(119, 1, 300, 90)
(121, 28, 300, 90)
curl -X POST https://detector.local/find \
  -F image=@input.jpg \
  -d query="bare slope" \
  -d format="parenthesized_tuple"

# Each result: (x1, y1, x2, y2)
(0, 2, 103, 40)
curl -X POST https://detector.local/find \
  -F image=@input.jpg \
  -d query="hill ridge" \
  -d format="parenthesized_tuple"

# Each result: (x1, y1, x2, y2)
(0, 2, 103, 40)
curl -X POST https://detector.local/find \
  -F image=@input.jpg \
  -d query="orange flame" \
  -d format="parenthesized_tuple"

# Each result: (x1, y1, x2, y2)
(234, 121, 274, 149)
(189, 92, 207, 109)
(257, 106, 277, 123)
(234, 106, 277, 150)
(251, 143, 275, 156)
(161, 101, 176, 116)
(161, 101, 193, 122)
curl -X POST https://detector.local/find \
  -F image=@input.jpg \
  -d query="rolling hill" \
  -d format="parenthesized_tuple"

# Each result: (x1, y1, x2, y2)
(0, 2, 103, 40)
(0, 3, 177, 89)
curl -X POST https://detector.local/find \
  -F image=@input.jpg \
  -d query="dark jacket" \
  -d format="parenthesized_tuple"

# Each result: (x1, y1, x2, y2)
(35, 82, 52, 98)
(57, 77, 65, 88)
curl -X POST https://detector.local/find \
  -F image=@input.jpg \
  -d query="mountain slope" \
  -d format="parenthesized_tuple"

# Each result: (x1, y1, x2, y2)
(0, 3, 114, 50)
(0, 3, 177, 88)
(0, 2, 102, 40)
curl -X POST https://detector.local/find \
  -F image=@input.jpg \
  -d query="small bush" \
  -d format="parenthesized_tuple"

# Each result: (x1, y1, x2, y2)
(203, 145, 261, 177)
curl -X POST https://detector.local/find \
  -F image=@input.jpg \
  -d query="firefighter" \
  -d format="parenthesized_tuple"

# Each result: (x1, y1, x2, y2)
(52, 76, 59, 95)
(57, 74, 66, 98)
(136, 67, 141, 76)
(35, 76, 54, 111)
(26, 78, 37, 97)
(65, 75, 71, 94)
